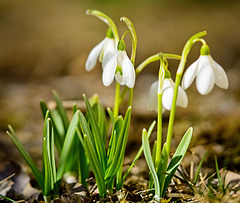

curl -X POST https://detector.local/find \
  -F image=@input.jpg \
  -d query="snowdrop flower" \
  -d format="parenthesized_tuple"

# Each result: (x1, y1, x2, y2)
(181, 45, 229, 95)
(85, 28, 116, 71)
(102, 40, 135, 88)
(148, 78, 188, 112)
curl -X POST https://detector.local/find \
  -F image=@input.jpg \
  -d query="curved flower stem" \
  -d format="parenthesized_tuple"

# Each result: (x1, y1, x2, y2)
(136, 54, 181, 75)
(116, 17, 137, 188)
(86, 9, 119, 43)
(120, 16, 137, 108)
(120, 17, 137, 64)
(166, 31, 207, 155)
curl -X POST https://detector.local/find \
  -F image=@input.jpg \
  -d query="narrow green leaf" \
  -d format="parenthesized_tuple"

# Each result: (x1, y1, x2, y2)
(43, 136, 51, 196)
(176, 168, 194, 192)
(43, 117, 57, 196)
(157, 143, 168, 197)
(40, 101, 49, 117)
(48, 119, 58, 194)
(6, 126, 44, 190)
(142, 129, 160, 201)
(64, 132, 82, 175)
(76, 129, 89, 188)
(0, 194, 15, 202)
(42, 111, 49, 176)
(107, 116, 123, 164)
(40, 101, 63, 154)
(83, 94, 106, 171)
(107, 107, 115, 124)
(104, 107, 131, 180)
(78, 110, 100, 167)
(97, 101, 107, 142)
(163, 127, 193, 196)
(149, 140, 157, 189)
(215, 156, 224, 193)
(57, 110, 80, 181)
(122, 121, 156, 183)
(52, 90, 69, 132)
(83, 134, 106, 197)
(193, 150, 209, 185)
(73, 103, 78, 114)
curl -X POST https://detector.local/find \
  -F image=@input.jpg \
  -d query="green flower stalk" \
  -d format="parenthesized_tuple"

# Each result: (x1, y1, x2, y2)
(166, 31, 207, 155)
(86, 9, 119, 43)
(155, 53, 165, 170)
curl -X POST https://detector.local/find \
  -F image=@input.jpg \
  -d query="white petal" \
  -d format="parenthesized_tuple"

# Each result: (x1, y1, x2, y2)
(162, 78, 172, 91)
(181, 58, 199, 89)
(121, 51, 135, 88)
(102, 52, 118, 86)
(162, 78, 188, 110)
(196, 56, 215, 95)
(176, 86, 188, 108)
(102, 38, 116, 69)
(85, 38, 105, 71)
(147, 81, 158, 112)
(209, 56, 229, 89)
(162, 86, 174, 110)
(115, 72, 124, 85)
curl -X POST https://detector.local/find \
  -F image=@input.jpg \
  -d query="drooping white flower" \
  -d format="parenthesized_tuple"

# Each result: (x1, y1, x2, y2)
(148, 78, 188, 112)
(102, 40, 135, 88)
(181, 45, 229, 95)
(85, 28, 116, 71)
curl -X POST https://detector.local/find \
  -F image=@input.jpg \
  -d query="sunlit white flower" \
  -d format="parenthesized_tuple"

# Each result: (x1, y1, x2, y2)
(181, 45, 229, 95)
(85, 29, 116, 71)
(148, 78, 188, 112)
(102, 40, 135, 88)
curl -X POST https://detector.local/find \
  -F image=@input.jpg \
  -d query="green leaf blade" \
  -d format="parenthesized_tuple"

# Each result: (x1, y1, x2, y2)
(142, 128, 160, 201)
(163, 127, 193, 196)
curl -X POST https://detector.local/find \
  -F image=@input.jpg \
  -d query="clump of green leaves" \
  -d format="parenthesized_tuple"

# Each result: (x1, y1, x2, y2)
(7, 111, 58, 202)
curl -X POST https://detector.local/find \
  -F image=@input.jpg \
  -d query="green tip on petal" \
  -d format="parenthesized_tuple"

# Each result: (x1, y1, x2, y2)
(106, 28, 114, 39)
(117, 40, 125, 51)
(200, 44, 210, 55)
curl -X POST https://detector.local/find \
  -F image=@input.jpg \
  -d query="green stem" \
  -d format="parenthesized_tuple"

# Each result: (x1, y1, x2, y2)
(155, 54, 164, 170)
(113, 82, 121, 118)
(165, 73, 181, 154)
(155, 92, 162, 168)
(129, 88, 133, 107)
(166, 31, 207, 155)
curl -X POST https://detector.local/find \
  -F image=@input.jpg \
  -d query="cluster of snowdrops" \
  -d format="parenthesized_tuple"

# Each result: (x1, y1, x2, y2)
(6, 10, 228, 202)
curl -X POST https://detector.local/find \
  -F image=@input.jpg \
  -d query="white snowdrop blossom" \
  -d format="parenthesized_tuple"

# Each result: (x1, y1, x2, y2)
(181, 45, 229, 95)
(85, 29, 116, 71)
(148, 78, 188, 112)
(102, 40, 135, 88)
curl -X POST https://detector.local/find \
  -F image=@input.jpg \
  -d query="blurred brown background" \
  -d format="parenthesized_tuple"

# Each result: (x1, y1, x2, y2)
(0, 0, 240, 170)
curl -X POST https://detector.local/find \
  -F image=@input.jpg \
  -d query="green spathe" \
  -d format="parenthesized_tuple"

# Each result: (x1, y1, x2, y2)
(117, 40, 125, 51)
(106, 28, 114, 39)
(200, 44, 210, 55)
